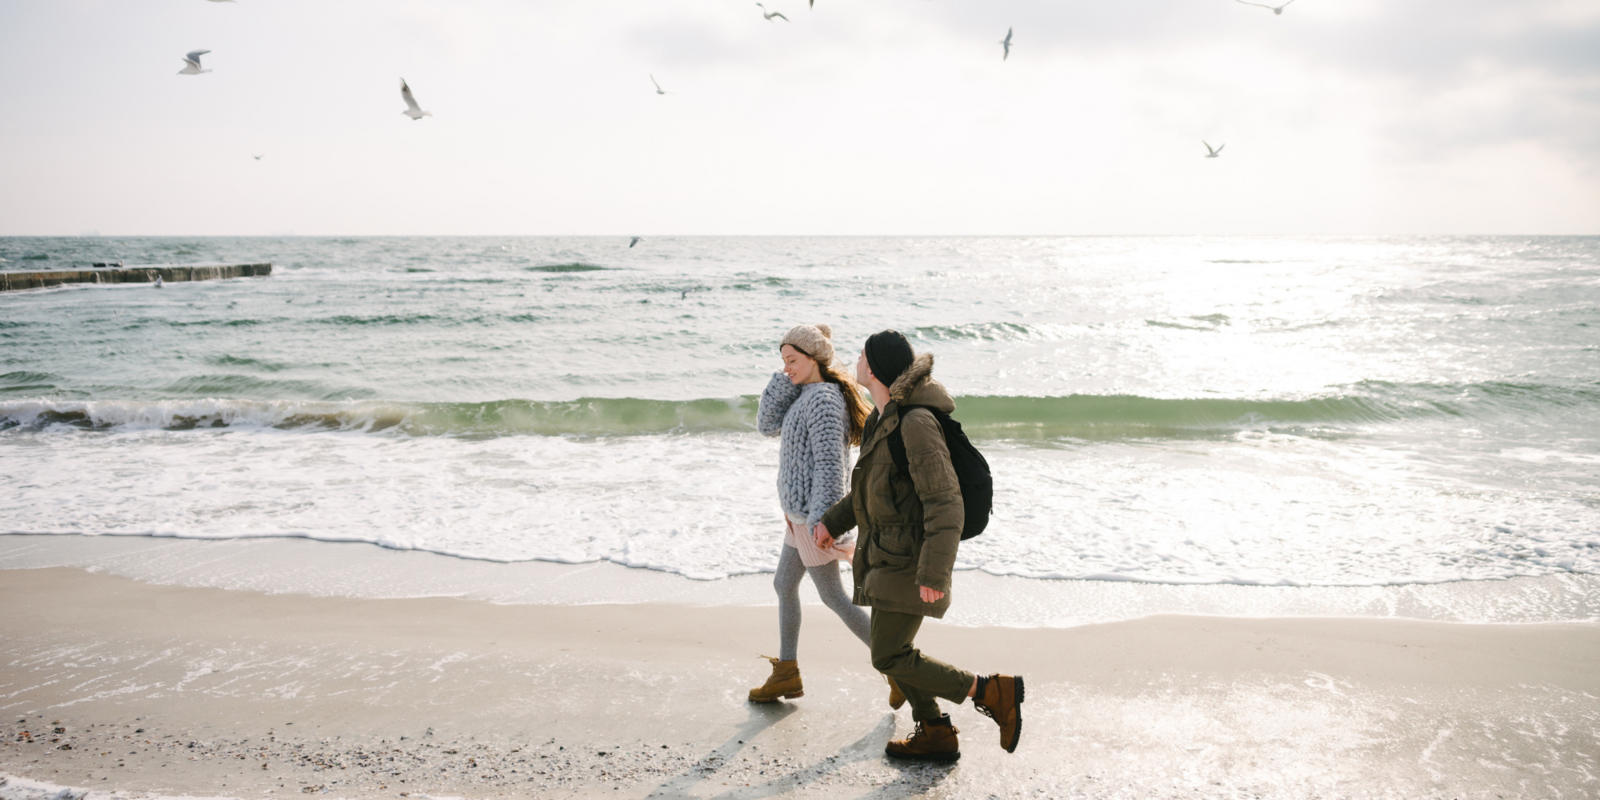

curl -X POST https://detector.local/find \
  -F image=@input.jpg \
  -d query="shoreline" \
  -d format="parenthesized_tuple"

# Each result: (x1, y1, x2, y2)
(3, 533, 1598, 629)
(3, 567, 1598, 799)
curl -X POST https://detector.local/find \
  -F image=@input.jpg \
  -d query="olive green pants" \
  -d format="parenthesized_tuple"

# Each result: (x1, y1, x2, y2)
(869, 608, 976, 722)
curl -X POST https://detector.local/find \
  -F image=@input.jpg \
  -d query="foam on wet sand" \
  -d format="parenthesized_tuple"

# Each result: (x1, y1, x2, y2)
(3, 567, 1598, 799)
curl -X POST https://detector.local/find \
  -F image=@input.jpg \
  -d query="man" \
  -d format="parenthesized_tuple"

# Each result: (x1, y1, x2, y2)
(814, 330, 1023, 762)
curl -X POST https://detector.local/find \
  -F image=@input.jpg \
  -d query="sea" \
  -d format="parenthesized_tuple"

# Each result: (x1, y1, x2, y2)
(2, 235, 1598, 624)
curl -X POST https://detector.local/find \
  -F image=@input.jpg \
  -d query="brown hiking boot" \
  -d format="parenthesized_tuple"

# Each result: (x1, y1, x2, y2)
(886, 675, 906, 710)
(747, 656, 803, 703)
(884, 714, 960, 762)
(972, 674, 1024, 752)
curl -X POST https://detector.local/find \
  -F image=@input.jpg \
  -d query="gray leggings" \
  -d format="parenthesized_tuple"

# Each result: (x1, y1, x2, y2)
(776, 543, 873, 661)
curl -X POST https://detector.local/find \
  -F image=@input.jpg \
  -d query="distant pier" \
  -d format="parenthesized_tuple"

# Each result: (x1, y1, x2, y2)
(0, 263, 273, 292)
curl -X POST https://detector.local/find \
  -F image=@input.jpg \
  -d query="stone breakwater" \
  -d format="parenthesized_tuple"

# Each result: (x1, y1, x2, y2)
(0, 263, 272, 292)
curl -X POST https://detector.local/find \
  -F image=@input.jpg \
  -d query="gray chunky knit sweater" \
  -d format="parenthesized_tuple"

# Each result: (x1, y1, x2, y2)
(757, 372, 850, 530)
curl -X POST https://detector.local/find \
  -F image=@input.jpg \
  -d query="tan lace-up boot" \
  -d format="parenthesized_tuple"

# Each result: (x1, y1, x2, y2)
(747, 656, 803, 703)
(884, 714, 960, 762)
(972, 673, 1024, 753)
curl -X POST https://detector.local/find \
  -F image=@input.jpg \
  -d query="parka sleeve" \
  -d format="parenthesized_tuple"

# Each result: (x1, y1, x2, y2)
(820, 493, 856, 537)
(803, 387, 849, 529)
(901, 409, 963, 594)
(756, 371, 800, 437)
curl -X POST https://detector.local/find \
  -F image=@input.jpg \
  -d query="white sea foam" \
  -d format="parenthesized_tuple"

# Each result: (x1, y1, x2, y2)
(1, 425, 1596, 588)
(0, 773, 233, 800)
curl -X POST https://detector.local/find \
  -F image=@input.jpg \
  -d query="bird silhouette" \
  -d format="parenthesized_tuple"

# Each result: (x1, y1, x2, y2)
(178, 50, 212, 75)
(1236, 0, 1296, 15)
(1000, 27, 1013, 60)
(1204, 141, 1225, 158)
(400, 79, 432, 120)
(651, 74, 668, 95)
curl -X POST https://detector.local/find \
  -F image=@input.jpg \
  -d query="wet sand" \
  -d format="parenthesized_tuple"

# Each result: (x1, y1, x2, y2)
(3, 567, 1598, 799)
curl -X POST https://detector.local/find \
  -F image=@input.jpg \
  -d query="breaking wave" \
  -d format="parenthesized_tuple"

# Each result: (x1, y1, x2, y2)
(3, 380, 1594, 439)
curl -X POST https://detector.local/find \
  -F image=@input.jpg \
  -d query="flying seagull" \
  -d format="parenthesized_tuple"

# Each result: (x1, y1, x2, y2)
(1204, 141, 1225, 158)
(651, 74, 667, 95)
(400, 79, 432, 120)
(629, 237, 642, 248)
(756, 3, 788, 21)
(252, 154, 263, 160)
(1236, 0, 1296, 14)
(178, 50, 211, 75)
(1000, 27, 1013, 60)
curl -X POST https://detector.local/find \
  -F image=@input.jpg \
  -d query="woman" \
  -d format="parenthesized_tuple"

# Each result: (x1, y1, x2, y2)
(749, 323, 875, 703)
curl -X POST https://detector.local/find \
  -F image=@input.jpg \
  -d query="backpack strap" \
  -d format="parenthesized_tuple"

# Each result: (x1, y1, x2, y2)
(885, 404, 930, 478)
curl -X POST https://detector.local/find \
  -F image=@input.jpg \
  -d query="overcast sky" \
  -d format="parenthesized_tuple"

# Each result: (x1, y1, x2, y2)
(1, 0, 1596, 235)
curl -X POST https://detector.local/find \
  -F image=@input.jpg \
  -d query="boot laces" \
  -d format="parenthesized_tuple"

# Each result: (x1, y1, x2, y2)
(972, 676, 997, 721)
(908, 719, 955, 743)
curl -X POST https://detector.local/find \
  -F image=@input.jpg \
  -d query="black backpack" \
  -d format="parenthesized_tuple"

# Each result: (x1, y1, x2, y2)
(885, 405, 993, 540)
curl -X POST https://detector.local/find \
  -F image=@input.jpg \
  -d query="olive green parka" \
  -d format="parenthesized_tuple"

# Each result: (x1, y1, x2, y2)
(820, 353, 964, 619)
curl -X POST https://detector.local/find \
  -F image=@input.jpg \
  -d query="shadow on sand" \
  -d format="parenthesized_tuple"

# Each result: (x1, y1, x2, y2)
(644, 703, 952, 800)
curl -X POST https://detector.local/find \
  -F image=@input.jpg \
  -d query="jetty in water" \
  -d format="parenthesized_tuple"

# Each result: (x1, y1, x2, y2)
(0, 263, 273, 292)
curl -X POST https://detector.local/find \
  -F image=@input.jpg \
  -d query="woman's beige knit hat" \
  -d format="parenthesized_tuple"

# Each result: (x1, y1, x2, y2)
(780, 324, 835, 364)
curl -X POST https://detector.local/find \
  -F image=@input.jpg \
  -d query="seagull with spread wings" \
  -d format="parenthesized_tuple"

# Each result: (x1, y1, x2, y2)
(651, 74, 668, 95)
(177, 50, 212, 75)
(756, 3, 788, 21)
(1204, 141, 1225, 158)
(400, 79, 432, 120)
(1236, 0, 1296, 15)
(1000, 27, 1013, 60)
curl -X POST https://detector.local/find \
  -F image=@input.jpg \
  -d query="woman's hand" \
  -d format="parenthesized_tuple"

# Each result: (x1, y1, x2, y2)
(919, 585, 945, 603)
(813, 522, 834, 550)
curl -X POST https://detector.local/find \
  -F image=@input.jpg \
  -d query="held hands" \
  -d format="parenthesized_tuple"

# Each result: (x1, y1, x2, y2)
(812, 522, 834, 550)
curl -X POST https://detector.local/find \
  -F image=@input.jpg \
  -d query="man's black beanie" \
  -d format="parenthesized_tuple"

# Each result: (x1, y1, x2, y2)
(864, 330, 915, 387)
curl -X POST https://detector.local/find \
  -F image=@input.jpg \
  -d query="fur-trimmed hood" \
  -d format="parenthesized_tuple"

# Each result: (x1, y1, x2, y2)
(887, 352, 955, 413)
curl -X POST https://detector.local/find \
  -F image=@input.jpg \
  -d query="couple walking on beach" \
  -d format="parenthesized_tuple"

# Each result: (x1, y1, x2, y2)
(751, 324, 1023, 762)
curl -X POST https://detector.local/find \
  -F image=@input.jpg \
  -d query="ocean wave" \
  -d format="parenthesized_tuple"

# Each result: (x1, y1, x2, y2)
(3, 380, 1596, 438)
(0, 396, 759, 436)
(912, 322, 1050, 342)
(526, 263, 609, 273)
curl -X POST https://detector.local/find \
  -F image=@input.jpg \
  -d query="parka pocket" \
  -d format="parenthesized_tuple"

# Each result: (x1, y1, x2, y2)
(867, 525, 916, 568)
(867, 541, 912, 569)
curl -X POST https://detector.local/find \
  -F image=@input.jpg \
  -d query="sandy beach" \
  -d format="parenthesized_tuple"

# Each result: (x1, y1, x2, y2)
(3, 566, 1598, 799)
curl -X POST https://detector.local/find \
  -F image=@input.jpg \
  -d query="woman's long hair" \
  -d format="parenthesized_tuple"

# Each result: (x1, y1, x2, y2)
(814, 354, 870, 446)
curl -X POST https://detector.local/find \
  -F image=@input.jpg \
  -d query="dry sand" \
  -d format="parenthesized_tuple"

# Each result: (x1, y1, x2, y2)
(3, 567, 1598, 799)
